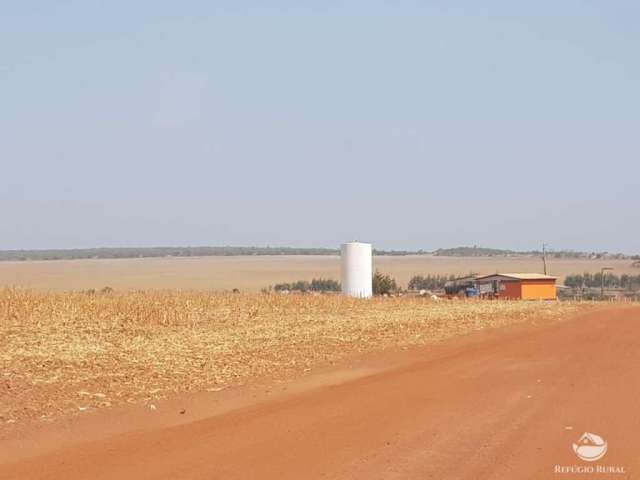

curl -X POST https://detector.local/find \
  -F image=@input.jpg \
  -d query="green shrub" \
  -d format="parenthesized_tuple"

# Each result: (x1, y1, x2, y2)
(372, 270, 398, 295)
(273, 278, 341, 292)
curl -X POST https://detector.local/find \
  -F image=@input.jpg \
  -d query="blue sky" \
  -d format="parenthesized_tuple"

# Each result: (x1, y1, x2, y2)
(2, 1, 639, 252)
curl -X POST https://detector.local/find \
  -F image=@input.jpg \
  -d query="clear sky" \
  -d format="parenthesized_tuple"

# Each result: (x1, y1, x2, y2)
(2, 1, 639, 253)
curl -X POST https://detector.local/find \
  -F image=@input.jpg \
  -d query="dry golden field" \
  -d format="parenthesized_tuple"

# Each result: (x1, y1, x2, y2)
(0, 288, 597, 428)
(0, 255, 637, 292)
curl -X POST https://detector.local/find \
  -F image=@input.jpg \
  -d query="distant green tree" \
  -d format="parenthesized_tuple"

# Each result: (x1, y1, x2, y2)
(372, 270, 398, 295)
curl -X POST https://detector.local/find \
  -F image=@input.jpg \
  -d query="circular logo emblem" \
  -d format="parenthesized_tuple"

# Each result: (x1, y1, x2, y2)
(573, 432, 608, 462)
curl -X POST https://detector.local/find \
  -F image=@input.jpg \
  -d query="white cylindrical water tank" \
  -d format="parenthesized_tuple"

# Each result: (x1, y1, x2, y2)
(341, 242, 373, 298)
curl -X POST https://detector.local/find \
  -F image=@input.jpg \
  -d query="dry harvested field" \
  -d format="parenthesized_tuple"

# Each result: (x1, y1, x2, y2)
(0, 289, 597, 430)
(0, 254, 637, 292)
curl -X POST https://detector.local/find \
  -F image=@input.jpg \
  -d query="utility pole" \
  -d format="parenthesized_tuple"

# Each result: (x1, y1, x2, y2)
(542, 243, 548, 275)
(601, 267, 613, 300)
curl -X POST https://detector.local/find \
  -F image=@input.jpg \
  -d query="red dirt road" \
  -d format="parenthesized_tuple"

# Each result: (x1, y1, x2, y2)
(1, 306, 639, 479)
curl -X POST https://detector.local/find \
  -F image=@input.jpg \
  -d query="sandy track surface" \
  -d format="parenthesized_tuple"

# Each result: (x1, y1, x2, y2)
(1, 306, 638, 479)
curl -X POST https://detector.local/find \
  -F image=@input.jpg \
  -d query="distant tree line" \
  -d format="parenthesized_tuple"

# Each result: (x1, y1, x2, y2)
(373, 249, 426, 256)
(408, 274, 456, 291)
(273, 278, 341, 292)
(565, 273, 640, 290)
(271, 272, 402, 295)
(0, 247, 340, 261)
(433, 247, 517, 257)
(3, 245, 636, 262)
(434, 246, 638, 260)
(0, 246, 430, 262)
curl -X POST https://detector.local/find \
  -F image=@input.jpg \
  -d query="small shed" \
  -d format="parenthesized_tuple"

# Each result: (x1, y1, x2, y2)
(475, 273, 557, 300)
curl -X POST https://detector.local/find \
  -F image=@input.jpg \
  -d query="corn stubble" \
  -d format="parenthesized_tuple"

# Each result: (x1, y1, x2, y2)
(0, 289, 593, 427)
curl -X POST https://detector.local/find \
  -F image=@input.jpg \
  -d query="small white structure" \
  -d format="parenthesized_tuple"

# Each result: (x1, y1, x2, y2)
(341, 242, 373, 298)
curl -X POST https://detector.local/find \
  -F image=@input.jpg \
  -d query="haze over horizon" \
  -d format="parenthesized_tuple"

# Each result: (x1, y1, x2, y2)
(3, 1, 639, 253)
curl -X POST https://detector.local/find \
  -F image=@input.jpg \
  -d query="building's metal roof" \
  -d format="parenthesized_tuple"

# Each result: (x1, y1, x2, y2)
(475, 273, 557, 281)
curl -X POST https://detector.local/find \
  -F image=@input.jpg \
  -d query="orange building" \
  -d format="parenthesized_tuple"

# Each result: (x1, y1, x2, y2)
(475, 273, 557, 300)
